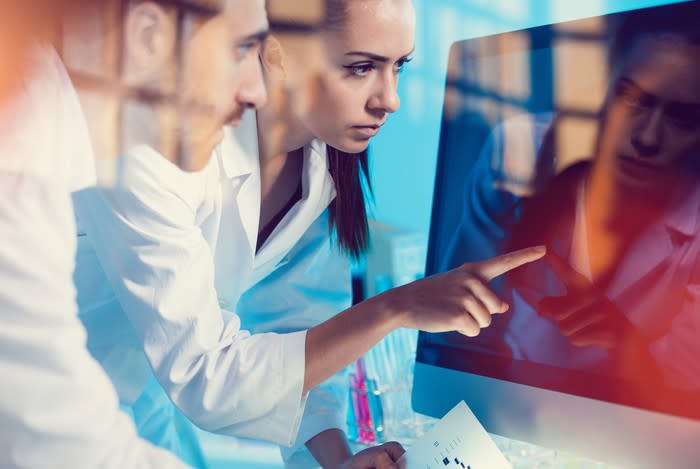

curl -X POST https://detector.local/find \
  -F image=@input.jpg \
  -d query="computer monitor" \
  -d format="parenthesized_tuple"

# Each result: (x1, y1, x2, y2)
(412, 2, 700, 468)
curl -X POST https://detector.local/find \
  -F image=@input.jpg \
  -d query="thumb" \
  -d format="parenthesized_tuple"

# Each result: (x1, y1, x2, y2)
(380, 441, 406, 461)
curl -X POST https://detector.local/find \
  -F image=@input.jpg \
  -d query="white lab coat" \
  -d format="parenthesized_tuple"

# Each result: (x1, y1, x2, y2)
(0, 45, 191, 469)
(73, 109, 351, 466)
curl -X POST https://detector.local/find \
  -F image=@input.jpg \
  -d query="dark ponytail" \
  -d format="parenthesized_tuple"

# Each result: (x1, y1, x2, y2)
(323, 0, 375, 259)
(326, 146, 372, 260)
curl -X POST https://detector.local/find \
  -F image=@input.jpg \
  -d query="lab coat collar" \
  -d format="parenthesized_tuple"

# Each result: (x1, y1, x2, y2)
(253, 137, 336, 271)
(219, 109, 259, 180)
(216, 109, 336, 273)
(215, 110, 261, 259)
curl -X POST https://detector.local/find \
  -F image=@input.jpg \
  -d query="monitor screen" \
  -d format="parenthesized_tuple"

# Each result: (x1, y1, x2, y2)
(414, 1, 700, 466)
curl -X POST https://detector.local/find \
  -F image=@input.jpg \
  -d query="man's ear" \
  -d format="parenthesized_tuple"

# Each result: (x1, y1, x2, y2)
(260, 35, 286, 76)
(124, 2, 174, 81)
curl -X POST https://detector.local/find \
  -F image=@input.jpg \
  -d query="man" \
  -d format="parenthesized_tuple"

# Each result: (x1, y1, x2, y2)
(0, 6, 193, 467)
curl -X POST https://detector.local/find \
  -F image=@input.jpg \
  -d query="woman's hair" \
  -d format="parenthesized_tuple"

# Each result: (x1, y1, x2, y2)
(322, 0, 353, 31)
(267, 0, 376, 259)
(326, 146, 372, 260)
(323, 0, 373, 260)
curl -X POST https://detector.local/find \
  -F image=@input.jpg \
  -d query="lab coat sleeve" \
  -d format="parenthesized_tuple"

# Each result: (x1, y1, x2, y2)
(0, 174, 193, 469)
(72, 151, 308, 445)
(237, 212, 350, 466)
(0, 44, 192, 469)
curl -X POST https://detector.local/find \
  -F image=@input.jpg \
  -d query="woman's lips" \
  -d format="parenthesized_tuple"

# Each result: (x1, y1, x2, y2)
(351, 124, 381, 138)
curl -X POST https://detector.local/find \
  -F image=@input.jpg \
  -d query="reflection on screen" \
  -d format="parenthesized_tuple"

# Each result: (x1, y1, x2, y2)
(420, 1, 700, 420)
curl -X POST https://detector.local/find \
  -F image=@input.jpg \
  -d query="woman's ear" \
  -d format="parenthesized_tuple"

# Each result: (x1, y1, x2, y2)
(260, 35, 286, 76)
(124, 2, 174, 82)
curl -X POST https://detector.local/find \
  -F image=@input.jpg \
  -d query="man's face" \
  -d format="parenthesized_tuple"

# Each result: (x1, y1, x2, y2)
(180, 0, 268, 171)
(597, 35, 700, 191)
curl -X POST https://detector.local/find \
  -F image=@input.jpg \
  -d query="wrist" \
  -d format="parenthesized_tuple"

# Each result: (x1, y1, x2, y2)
(306, 428, 353, 469)
(370, 287, 409, 331)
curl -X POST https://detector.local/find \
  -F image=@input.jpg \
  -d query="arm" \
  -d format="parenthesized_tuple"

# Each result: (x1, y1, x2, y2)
(73, 154, 309, 446)
(304, 246, 546, 393)
(306, 429, 353, 469)
(75, 142, 545, 446)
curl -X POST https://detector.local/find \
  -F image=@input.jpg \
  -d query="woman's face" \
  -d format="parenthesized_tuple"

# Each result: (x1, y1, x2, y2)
(294, 0, 415, 153)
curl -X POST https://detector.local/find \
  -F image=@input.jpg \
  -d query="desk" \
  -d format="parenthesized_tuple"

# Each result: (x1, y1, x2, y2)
(199, 429, 619, 469)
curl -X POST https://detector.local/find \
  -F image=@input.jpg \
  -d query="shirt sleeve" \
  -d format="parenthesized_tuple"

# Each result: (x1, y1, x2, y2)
(237, 212, 351, 463)
(72, 150, 308, 445)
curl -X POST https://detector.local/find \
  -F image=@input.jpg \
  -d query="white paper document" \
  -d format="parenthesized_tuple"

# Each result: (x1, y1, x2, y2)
(398, 401, 512, 469)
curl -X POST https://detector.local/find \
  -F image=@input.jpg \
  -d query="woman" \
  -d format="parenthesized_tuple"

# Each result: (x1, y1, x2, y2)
(73, 0, 545, 467)
(228, 2, 414, 464)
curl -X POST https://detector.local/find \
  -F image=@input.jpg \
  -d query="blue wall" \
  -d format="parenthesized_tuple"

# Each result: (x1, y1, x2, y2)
(369, 0, 685, 261)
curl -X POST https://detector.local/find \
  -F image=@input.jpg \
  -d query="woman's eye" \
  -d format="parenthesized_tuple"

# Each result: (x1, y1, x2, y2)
(344, 63, 374, 77)
(395, 56, 413, 73)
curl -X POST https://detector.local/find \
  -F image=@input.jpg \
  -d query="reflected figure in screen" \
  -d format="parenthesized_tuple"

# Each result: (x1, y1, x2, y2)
(437, 112, 556, 360)
(442, 111, 556, 273)
(505, 3, 700, 395)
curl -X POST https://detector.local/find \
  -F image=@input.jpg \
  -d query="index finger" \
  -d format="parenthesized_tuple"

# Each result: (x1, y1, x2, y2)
(472, 245, 547, 281)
